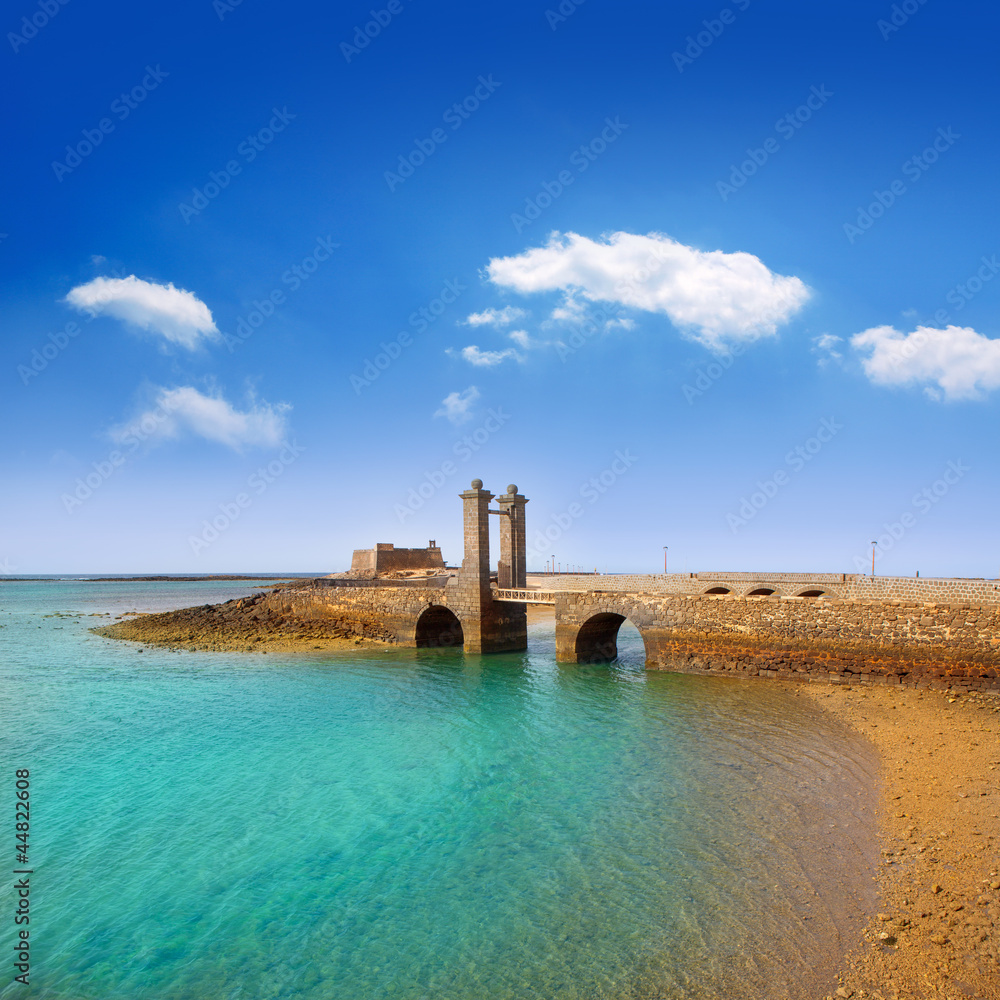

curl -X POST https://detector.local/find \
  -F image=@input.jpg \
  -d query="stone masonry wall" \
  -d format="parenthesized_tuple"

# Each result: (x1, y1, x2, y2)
(535, 573, 1000, 605)
(264, 579, 526, 652)
(265, 581, 451, 644)
(555, 592, 1000, 692)
(350, 543, 445, 574)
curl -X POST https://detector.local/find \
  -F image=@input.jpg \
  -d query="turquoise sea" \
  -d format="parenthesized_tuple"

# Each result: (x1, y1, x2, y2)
(1, 580, 878, 999)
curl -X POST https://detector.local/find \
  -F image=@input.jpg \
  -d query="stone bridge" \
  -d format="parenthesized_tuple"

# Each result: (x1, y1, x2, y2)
(270, 479, 1000, 693)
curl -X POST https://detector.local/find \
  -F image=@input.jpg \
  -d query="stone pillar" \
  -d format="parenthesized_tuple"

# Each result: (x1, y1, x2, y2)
(454, 479, 493, 653)
(453, 478, 527, 655)
(459, 479, 493, 599)
(496, 484, 528, 590)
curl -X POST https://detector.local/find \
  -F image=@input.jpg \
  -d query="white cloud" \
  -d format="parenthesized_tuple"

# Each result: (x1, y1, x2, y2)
(812, 333, 843, 367)
(65, 275, 219, 349)
(508, 330, 533, 349)
(449, 345, 521, 367)
(434, 386, 480, 424)
(850, 325, 1000, 401)
(463, 306, 527, 328)
(110, 386, 291, 450)
(486, 230, 810, 349)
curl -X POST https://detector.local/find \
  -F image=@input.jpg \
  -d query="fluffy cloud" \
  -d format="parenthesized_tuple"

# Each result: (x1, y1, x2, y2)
(110, 386, 290, 450)
(434, 386, 480, 423)
(65, 275, 219, 349)
(463, 306, 527, 327)
(448, 345, 522, 367)
(812, 333, 844, 366)
(486, 230, 810, 349)
(850, 325, 1000, 401)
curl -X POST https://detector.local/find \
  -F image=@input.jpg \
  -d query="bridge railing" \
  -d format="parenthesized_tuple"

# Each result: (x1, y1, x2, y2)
(493, 588, 558, 605)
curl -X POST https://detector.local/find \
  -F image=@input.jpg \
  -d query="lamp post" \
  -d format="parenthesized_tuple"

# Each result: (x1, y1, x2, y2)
(871, 541, 877, 577)
(663, 546, 668, 576)
(551, 556, 555, 576)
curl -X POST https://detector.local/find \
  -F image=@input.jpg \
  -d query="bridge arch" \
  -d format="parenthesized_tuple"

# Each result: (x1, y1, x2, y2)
(796, 588, 830, 598)
(746, 587, 777, 597)
(703, 586, 731, 595)
(574, 611, 647, 664)
(415, 604, 465, 648)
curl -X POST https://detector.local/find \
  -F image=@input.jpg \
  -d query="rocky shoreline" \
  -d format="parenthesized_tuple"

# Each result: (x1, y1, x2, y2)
(92, 591, 395, 652)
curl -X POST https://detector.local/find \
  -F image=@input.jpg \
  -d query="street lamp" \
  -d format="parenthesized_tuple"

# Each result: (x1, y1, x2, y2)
(871, 540, 877, 577)
(663, 546, 668, 576)
(552, 555, 556, 576)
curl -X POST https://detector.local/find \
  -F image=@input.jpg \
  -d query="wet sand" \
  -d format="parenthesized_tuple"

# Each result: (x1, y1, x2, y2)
(798, 684, 999, 999)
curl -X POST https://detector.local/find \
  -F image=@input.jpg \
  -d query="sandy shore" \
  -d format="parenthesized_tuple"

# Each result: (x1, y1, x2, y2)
(798, 684, 999, 999)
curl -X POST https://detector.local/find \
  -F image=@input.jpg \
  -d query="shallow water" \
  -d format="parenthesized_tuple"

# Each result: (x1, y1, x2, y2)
(0, 581, 877, 999)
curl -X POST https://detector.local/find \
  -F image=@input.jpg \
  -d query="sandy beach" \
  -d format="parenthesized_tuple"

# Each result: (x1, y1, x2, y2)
(798, 684, 999, 999)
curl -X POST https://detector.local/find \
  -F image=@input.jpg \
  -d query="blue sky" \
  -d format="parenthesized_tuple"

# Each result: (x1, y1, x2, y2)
(3, 0, 999, 576)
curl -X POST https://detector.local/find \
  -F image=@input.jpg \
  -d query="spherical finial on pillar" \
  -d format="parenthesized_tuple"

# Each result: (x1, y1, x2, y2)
(471, 478, 483, 489)
(507, 484, 518, 495)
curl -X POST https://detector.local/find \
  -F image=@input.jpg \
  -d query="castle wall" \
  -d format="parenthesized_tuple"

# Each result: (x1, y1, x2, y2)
(350, 543, 446, 574)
